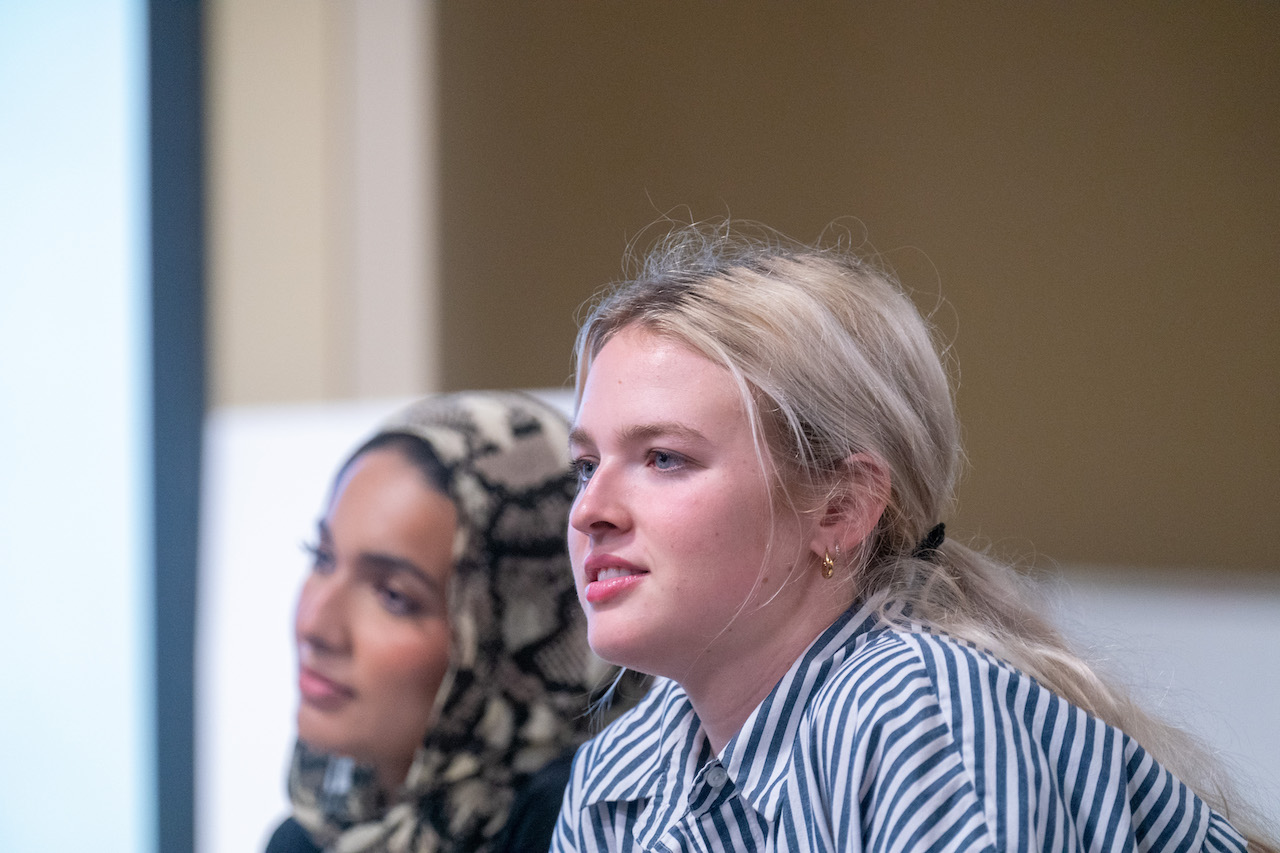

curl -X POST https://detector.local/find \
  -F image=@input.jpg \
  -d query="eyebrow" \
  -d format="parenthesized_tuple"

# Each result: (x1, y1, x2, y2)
(360, 554, 446, 597)
(316, 520, 447, 597)
(568, 421, 709, 450)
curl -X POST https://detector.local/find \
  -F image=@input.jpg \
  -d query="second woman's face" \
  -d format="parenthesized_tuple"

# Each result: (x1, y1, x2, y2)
(568, 326, 817, 685)
(294, 446, 456, 789)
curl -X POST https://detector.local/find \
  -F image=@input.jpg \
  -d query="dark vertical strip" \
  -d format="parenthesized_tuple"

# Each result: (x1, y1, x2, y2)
(149, 1, 205, 851)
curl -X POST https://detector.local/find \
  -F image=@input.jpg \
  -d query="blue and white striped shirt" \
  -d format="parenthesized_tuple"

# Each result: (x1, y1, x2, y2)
(552, 602, 1248, 852)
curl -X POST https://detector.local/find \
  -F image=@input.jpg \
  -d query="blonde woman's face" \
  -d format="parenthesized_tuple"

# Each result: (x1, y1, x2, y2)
(294, 447, 455, 787)
(568, 327, 819, 691)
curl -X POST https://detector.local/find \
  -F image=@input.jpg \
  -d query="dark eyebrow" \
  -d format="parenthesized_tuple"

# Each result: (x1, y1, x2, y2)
(316, 520, 447, 598)
(358, 554, 446, 598)
(569, 421, 708, 449)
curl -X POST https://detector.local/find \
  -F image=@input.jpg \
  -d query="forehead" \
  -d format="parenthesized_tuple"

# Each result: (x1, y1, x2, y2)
(574, 327, 751, 438)
(329, 448, 455, 527)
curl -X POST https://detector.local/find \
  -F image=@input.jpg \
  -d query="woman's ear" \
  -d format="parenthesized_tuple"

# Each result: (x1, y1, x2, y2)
(810, 452, 890, 558)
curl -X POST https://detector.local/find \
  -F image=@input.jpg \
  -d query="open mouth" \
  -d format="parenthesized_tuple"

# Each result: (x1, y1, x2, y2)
(596, 566, 641, 582)
(584, 557, 648, 604)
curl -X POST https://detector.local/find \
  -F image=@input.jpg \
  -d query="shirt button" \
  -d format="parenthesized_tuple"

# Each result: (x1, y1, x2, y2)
(705, 763, 728, 788)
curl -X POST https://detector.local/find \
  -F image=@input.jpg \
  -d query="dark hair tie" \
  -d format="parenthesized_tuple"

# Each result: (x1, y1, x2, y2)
(911, 523, 946, 561)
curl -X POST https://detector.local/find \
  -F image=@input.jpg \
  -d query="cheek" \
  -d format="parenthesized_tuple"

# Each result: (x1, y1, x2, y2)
(366, 626, 451, 702)
(687, 497, 775, 579)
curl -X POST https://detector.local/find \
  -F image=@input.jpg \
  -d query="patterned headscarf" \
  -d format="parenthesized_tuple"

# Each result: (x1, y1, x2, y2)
(287, 391, 612, 852)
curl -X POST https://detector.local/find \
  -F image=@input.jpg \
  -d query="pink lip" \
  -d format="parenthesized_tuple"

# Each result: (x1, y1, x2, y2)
(582, 554, 648, 605)
(298, 666, 355, 710)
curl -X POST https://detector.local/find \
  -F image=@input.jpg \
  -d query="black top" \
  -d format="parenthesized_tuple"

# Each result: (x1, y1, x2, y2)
(488, 750, 574, 851)
(264, 815, 320, 853)
(265, 750, 575, 853)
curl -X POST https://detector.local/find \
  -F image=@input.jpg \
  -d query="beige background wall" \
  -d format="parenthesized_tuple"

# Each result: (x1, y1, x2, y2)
(207, 0, 438, 402)
(208, 2, 1279, 572)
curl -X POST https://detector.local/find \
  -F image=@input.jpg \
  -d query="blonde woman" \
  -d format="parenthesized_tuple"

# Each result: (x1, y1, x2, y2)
(552, 222, 1273, 852)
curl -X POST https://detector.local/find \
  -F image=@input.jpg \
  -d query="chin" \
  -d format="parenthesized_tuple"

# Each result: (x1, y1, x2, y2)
(296, 712, 352, 757)
(587, 622, 663, 676)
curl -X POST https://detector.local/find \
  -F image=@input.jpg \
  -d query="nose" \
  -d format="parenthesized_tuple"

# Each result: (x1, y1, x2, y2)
(295, 572, 351, 657)
(569, 460, 630, 539)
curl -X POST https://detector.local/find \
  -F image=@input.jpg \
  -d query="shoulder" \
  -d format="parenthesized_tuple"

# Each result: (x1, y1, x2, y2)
(809, 625, 1030, 726)
(798, 625, 1059, 794)
(264, 816, 322, 853)
(806, 626, 948, 728)
(797, 627, 963, 776)
(793, 625, 1251, 852)
(787, 629, 1021, 848)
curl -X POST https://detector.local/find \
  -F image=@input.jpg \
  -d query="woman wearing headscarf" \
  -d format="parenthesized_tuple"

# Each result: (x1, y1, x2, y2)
(267, 391, 620, 853)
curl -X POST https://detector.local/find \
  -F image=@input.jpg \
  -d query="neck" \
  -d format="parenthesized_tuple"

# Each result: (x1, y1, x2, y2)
(681, 588, 851, 753)
(374, 753, 413, 798)
(684, 650, 797, 753)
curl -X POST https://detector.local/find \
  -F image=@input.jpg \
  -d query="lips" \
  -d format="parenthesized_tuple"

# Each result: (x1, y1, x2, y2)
(298, 665, 355, 710)
(583, 554, 648, 605)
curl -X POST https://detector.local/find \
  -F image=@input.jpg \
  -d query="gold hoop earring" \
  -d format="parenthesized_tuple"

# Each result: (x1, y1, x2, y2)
(821, 550, 835, 579)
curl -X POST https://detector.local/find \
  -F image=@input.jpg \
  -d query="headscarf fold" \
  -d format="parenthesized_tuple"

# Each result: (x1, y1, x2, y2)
(287, 391, 611, 852)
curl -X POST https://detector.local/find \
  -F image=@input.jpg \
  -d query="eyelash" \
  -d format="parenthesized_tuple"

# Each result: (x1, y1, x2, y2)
(649, 449, 684, 471)
(570, 458, 597, 484)
(301, 541, 427, 617)
(302, 541, 333, 571)
(569, 449, 687, 485)
(376, 583, 421, 616)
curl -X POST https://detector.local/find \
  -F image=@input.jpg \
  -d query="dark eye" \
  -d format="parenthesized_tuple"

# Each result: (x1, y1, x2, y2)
(303, 541, 335, 574)
(378, 583, 420, 616)
(571, 458, 598, 485)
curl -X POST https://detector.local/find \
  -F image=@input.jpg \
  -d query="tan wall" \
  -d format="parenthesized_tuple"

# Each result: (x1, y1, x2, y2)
(207, 0, 338, 403)
(209, 2, 1280, 572)
(207, 0, 437, 404)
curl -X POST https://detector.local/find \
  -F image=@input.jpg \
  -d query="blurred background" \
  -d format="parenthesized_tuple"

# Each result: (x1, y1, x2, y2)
(3, 2, 1277, 851)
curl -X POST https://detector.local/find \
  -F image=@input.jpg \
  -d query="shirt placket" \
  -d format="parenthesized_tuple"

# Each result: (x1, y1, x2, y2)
(652, 759, 737, 852)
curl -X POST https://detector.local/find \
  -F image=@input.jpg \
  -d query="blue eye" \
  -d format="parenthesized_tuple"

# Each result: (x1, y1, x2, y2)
(651, 450, 682, 470)
(571, 458, 598, 484)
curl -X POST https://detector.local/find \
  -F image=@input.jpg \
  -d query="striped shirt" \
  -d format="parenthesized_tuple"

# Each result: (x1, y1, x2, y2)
(552, 602, 1248, 852)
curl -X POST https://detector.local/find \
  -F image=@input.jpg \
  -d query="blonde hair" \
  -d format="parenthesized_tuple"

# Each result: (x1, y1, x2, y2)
(573, 220, 1274, 848)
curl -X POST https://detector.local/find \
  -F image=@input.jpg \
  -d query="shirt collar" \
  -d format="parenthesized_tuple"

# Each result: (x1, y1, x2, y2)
(579, 676, 707, 808)
(581, 599, 889, 825)
(720, 599, 887, 821)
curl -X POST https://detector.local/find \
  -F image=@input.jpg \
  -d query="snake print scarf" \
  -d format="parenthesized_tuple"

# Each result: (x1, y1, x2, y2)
(286, 391, 613, 852)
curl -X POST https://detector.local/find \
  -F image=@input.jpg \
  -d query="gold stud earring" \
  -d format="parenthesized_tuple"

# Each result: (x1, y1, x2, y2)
(821, 550, 835, 579)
